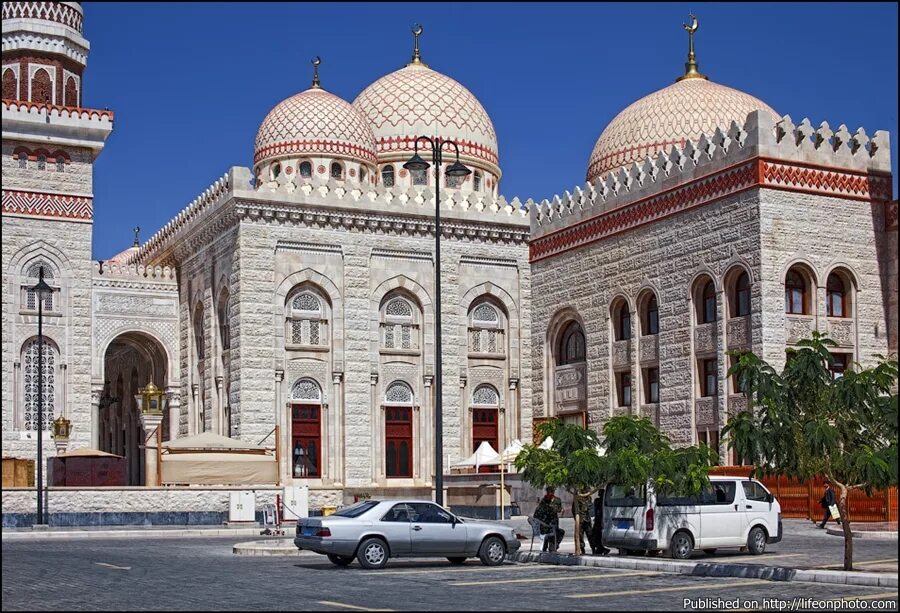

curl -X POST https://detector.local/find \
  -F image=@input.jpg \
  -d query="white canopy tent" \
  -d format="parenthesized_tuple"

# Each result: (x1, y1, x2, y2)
(539, 435, 554, 450)
(452, 441, 501, 471)
(500, 439, 524, 464)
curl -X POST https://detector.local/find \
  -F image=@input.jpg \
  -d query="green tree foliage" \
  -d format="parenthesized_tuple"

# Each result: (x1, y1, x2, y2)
(515, 416, 717, 555)
(723, 331, 898, 570)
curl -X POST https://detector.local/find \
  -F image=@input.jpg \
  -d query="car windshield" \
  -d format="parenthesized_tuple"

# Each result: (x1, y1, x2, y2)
(331, 500, 379, 518)
(605, 484, 646, 506)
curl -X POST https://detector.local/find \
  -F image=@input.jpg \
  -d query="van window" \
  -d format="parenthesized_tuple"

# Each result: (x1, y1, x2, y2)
(605, 484, 646, 506)
(742, 481, 769, 502)
(700, 481, 736, 505)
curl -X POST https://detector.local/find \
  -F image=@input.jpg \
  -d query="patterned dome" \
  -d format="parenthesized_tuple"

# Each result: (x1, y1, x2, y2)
(254, 87, 377, 168)
(352, 63, 500, 177)
(587, 78, 778, 183)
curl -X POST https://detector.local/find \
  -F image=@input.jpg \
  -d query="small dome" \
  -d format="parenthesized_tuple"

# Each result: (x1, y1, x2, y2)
(586, 78, 778, 184)
(353, 63, 500, 178)
(254, 87, 377, 169)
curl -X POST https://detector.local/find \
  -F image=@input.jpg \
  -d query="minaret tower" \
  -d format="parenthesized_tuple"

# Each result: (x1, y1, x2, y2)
(2, 2, 114, 457)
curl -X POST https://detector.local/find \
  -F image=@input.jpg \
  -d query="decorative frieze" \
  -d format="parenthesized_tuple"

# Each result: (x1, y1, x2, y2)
(2, 189, 92, 220)
(826, 318, 855, 348)
(639, 334, 658, 364)
(728, 394, 748, 417)
(612, 339, 631, 369)
(726, 316, 751, 350)
(695, 397, 717, 427)
(694, 322, 718, 354)
(786, 315, 815, 345)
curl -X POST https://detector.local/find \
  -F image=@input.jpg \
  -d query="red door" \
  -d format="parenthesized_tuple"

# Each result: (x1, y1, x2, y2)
(473, 408, 498, 473)
(385, 407, 412, 478)
(291, 404, 321, 477)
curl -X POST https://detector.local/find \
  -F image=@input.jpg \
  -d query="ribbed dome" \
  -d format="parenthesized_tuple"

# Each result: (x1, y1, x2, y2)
(586, 78, 778, 183)
(352, 63, 500, 177)
(254, 87, 377, 168)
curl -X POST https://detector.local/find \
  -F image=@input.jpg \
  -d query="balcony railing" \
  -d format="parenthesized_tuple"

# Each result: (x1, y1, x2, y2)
(695, 397, 718, 428)
(639, 334, 658, 364)
(694, 322, 718, 354)
(612, 339, 631, 369)
(726, 316, 751, 350)
(825, 318, 855, 348)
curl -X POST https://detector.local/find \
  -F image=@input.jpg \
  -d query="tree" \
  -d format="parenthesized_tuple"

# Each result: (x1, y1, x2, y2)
(723, 331, 898, 571)
(515, 416, 717, 555)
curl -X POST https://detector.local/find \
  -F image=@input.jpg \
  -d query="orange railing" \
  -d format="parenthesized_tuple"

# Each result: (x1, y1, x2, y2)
(708, 466, 899, 523)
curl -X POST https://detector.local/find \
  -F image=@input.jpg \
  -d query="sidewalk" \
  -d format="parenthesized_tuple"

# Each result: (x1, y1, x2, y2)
(1, 524, 271, 541)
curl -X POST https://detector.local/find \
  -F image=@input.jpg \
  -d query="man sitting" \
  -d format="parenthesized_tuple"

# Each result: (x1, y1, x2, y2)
(534, 486, 565, 552)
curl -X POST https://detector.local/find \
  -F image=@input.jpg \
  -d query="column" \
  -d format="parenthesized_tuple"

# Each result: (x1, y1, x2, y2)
(190, 384, 199, 435)
(423, 375, 433, 486)
(274, 370, 286, 482)
(165, 387, 181, 441)
(508, 378, 519, 445)
(321, 399, 330, 485)
(631, 306, 640, 418)
(413, 401, 421, 482)
(124, 411, 135, 484)
(214, 375, 224, 435)
(139, 412, 164, 487)
(370, 373, 379, 485)
(716, 287, 727, 464)
(332, 372, 343, 486)
(459, 375, 468, 457)
(91, 383, 103, 449)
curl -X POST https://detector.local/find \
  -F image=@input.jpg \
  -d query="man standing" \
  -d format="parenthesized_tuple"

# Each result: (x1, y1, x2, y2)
(572, 494, 592, 554)
(590, 488, 611, 556)
(534, 486, 565, 551)
(818, 480, 841, 528)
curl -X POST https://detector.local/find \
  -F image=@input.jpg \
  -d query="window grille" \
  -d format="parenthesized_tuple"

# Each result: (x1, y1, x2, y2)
(472, 384, 499, 406)
(291, 378, 321, 401)
(385, 381, 413, 404)
(23, 339, 55, 430)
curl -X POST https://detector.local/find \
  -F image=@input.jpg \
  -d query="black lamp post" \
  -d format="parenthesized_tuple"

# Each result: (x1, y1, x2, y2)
(404, 137, 471, 506)
(30, 266, 53, 526)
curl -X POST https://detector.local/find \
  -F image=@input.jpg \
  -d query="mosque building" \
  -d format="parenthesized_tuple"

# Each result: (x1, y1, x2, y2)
(2, 3, 896, 518)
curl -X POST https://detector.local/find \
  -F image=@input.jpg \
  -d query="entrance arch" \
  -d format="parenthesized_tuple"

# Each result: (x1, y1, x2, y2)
(99, 331, 169, 486)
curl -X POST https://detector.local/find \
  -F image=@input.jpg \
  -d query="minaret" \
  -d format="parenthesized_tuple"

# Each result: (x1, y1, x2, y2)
(2, 2, 114, 454)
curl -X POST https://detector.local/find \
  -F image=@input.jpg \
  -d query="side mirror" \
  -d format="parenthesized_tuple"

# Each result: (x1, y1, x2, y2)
(451, 516, 458, 526)
(765, 493, 774, 503)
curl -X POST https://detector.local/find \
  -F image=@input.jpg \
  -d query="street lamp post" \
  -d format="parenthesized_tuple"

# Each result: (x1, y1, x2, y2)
(30, 266, 53, 526)
(404, 137, 471, 506)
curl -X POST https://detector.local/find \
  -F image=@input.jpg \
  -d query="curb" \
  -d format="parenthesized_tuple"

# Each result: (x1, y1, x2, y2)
(513, 551, 898, 588)
(233, 539, 308, 556)
(826, 528, 898, 540)
(1, 527, 266, 541)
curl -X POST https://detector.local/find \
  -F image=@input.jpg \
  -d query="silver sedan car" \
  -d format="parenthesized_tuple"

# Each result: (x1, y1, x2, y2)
(294, 499, 522, 569)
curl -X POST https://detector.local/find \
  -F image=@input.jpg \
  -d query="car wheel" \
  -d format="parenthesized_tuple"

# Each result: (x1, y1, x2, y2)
(702, 549, 718, 555)
(356, 537, 390, 570)
(447, 557, 467, 565)
(747, 526, 767, 555)
(327, 554, 354, 567)
(669, 532, 693, 560)
(479, 536, 506, 566)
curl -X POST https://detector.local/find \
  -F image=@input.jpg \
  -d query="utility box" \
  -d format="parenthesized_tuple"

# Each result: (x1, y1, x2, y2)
(228, 491, 255, 523)
(282, 485, 309, 522)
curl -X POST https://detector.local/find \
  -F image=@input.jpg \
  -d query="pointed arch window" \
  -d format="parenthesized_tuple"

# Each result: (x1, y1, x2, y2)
(218, 292, 231, 351)
(785, 269, 807, 315)
(642, 295, 659, 335)
(558, 321, 586, 366)
(614, 302, 631, 341)
(382, 295, 418, 351)
(288, 290, 327, 347)
(697, 279, 717, 324)
(22, 338, 57, 431)
(826, 273, 849, 318)
(22, 261, 58, 312)
(733, 271, 751, 317)
(469, 301, 504, 354)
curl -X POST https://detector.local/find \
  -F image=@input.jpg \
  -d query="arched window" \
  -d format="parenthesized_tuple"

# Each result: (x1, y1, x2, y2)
(472, 384, 499, 406)
(21, 338, 57, 431)
(469, 301, 504, 354)
(614, 302, 631, 341)
(384, 381, 413, 478)
(642, 294, 659, 336)
(826, 273, 849, 318)
(291, 378, 322, 402)
(299, 161, 312, 178)
(193, 304, 205, 360)
(288, 289, 326, 346)
(271, 163, 281, 180)
(471, 384, 500, 455)
(218, 291, 231, 351)
(382, 295, 418, 351)
(18, 151, 27, 168)
(785, 269, 807, 315)
(558, 321, 586, 365)
(381, 165, 395, 187)
(31, 68, 52, 104)
(330, 162, 344, 180)
(37, 153, 46, 170)
(473, 171, 483, 192)
(411, 168, 427, 186)
(55, 156, 65, 172)
(2, 68, 17, 100)
(23, 260, 57, 311)
(64, 76, 77, 107)
(359, 166, 367, 183)
(698, 279, 717, 324)
(290, 378, 322, 478)
(732, 271, 751, 318)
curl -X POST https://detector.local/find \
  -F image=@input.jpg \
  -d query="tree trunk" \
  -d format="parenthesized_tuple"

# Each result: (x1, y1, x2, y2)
(837, 484, 853, 571)
(573, 495, 582, 556)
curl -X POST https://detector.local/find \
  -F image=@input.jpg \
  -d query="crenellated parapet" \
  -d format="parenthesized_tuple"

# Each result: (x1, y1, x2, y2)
(93, 261, 177, 281)
(530, 111, 893, 262)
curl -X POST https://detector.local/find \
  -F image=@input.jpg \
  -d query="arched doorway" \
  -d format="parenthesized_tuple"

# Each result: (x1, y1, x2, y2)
(289, 377, 323, 479)
(99, 331, 169, 486)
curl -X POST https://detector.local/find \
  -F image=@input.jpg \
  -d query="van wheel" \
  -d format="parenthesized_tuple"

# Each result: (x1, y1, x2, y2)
(702, 548, 718, 555)
(669, 532, 693, 560)
(747, 527, 767, 555)
(357, 537, 390, 569)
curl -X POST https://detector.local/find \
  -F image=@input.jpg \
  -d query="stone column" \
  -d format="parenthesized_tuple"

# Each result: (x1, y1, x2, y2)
(190, 384, 199, 435)
(370, 373, 380, 485)
(716, 287, 728, 464)
(508, 378, 519, 444)
(459, 375, 468, 457)
(274, 370, 286, 482)
(423, 375, 433, 486)
(321, 399, 330, 485)
(165, 387, 181, 441)
(139, 413, 164, 487)
(124, 411, 135, 484)
(90, 383, 103, 449)
(332, 372, 343, 486)
(214, 375, 224, 435)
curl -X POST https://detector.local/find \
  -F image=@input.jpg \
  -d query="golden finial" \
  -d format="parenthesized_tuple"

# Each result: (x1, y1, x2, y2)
(407, 23, 428, 67)
(676, 13, 708, 82)
(132, 226, 140, 247)
(311, 56, 322, 89)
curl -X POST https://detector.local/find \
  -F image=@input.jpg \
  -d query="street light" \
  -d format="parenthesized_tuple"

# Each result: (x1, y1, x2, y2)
(30, 266, 53, 526)
(404, 136, 471, 506)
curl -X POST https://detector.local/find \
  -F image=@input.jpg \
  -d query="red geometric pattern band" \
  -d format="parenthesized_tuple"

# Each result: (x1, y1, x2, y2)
(2, 189, 92, 220)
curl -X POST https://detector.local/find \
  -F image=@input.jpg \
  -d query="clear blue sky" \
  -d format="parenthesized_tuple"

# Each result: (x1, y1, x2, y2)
(82, 2, 899, 260)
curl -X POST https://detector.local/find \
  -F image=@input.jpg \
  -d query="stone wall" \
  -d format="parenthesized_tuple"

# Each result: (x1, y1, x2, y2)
(1, 140, 93, 195)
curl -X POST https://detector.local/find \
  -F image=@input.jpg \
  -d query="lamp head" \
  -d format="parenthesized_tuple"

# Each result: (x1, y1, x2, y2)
(30, 267, 53, 295)
(445, 160, 472, 177)
(403, 152, 430, 172)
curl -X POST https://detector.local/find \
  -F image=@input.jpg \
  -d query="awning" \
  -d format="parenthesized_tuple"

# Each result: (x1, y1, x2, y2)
(160, 452, 277, 485)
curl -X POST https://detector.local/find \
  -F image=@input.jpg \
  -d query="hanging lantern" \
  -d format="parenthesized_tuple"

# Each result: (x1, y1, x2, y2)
(51, 415, 72, 440)
(139, 382, 165, 416)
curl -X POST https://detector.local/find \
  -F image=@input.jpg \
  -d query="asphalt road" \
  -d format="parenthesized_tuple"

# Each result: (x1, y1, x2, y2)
(1, 537, 897, 611)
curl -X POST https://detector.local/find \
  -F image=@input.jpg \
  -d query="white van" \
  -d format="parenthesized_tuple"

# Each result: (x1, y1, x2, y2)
(602, 476, 782, 559)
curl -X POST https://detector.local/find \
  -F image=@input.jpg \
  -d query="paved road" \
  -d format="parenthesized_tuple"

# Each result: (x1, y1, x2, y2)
(2, 537, 897, 611)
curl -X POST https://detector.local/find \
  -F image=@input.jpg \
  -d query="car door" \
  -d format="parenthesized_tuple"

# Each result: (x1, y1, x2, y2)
(741, 480, 776, 537)
(697, 480, 745, 548)
(408, 503, 467, 555)
(378, 503, 413, 555)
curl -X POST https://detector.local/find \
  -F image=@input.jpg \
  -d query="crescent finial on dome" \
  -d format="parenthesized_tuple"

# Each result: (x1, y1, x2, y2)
(311, 56, 322, 89)
(408, 23, 428, 67)
(676, 13, 707, 82)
